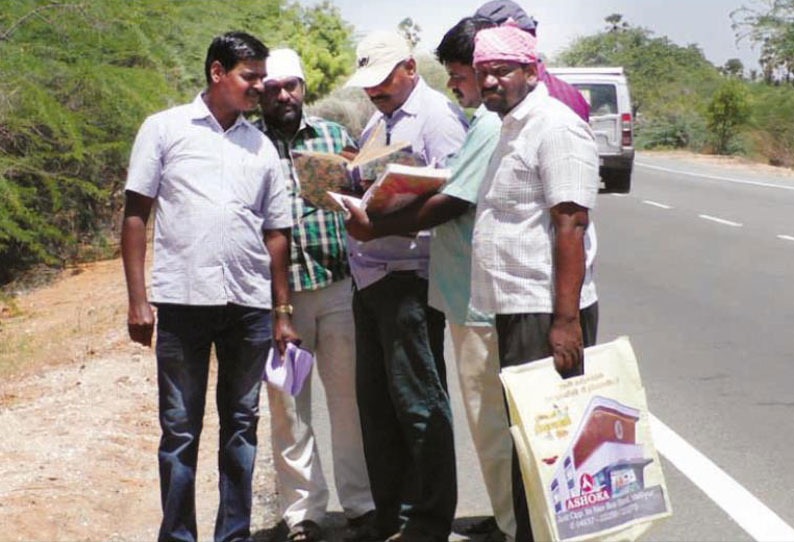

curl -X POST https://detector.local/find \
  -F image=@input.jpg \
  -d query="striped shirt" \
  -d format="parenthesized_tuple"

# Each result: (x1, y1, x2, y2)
(258, 115, 357, 292)
(539, 62, 590, 122)
(125, 93, 292, 309)
(471, 82, 599, 314)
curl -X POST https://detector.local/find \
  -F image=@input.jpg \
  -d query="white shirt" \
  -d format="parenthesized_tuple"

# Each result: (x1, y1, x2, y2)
(471, 83, 599, 314)
(125, 93, 292, 309)
(348, 77, 468, 290)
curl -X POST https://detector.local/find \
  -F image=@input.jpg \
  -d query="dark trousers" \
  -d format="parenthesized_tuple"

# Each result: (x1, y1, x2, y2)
(495, 303, 599, 542)
(155, 303, 272, 542)
(353, 272, 456, 540)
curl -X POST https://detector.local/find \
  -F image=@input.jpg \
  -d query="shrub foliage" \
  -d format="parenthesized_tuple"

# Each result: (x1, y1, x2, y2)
(0, 0, 354, 285)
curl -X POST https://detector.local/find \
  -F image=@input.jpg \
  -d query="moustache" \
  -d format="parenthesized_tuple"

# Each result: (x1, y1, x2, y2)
(369, 94, 390, 102)
(481, 86, 503, 97)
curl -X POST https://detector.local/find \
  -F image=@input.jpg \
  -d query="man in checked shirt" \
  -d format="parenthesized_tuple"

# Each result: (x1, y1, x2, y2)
(471, 22, 600, 542)
(256, 49, 375, 542)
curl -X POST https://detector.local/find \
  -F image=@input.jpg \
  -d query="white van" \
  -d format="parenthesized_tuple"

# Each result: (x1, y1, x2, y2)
(547, 67, 634, 193)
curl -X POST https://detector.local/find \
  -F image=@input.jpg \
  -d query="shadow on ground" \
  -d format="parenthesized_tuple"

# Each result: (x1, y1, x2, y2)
(253, 514, 503, 542)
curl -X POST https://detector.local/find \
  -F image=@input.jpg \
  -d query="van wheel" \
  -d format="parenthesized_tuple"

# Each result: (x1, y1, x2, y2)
(604, 169, 631, 193)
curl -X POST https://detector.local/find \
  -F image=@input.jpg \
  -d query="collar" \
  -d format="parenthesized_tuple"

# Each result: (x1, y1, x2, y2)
(190, 92, 250, 132)
(472, 103, 490, 122)
(504, 82, 548, 123)
(384, 76, 426, 119)
(260, 112, 319, 140)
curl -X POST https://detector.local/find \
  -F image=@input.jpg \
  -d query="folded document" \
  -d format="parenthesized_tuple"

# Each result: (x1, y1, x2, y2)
(263, 343, 314, 396)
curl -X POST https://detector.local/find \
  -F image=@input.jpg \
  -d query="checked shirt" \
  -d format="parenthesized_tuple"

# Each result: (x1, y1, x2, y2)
(258, 115, 357, 292)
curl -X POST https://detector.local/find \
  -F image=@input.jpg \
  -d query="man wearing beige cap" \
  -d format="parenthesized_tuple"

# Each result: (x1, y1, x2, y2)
(257, 49, 376, 542)
(343, 31, 467, 542)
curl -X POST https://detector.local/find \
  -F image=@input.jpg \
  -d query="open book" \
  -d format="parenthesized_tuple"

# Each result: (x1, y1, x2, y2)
(292, 124, 424, 211)
(360, 163, 451, 216)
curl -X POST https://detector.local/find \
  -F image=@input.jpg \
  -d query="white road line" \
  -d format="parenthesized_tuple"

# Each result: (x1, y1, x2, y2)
(636, 162, 794, 192)
(642, 200, 672, 210)
(698, 214, 743, 227)
(611, 193, 629, 198)
(651, 414, 794, 542)
(778, 234, 794, 242)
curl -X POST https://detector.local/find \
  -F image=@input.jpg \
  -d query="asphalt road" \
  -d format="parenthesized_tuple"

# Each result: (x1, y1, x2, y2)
(297, 152, 794, 541)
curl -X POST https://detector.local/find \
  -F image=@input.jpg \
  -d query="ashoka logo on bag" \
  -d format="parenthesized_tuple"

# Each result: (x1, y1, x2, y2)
(565, 489, 611, 511)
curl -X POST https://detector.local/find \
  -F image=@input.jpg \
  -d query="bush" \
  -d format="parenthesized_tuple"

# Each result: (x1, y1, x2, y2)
(307, 87, 375, 141)
(635, 112, 708, 151)
(0, 0, 354, 286)
(706, 79, 750, 154)
(746, 83, 794, 166)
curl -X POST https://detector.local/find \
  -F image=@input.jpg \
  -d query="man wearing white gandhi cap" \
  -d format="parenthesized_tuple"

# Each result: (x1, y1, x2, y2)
(257, 47, 376, 542)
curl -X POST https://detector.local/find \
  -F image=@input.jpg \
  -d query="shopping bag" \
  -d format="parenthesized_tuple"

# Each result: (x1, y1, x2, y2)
(263, 342, 314, 396)
(500, 337, 672, 542)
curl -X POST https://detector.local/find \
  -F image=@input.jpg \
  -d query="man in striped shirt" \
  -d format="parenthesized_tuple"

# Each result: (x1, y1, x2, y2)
(257, 49, 375, 542)
(471, 23, 600, 542)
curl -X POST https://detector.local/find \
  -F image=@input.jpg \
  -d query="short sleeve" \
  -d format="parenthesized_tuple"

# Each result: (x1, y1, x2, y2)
(125, 115, 163, 198)
(537, 122, 599, 209)
(261, 148, 293, 231)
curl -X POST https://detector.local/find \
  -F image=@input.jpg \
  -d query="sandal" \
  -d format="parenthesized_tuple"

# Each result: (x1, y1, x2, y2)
(288, 520, 323, 542)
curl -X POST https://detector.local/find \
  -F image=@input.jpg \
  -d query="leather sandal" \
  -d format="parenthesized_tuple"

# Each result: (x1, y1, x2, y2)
(288, 520, 323, 542)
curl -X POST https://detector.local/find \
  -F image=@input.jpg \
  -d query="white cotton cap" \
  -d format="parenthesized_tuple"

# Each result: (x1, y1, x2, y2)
(264, 48, 305, 83)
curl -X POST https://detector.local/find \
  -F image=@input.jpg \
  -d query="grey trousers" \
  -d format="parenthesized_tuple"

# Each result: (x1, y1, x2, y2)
(494, 303, 599, 542)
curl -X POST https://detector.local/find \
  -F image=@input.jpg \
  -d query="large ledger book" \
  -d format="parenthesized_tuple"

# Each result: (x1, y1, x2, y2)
(291, 132, 423, 211)
(360, 163, 451, 216)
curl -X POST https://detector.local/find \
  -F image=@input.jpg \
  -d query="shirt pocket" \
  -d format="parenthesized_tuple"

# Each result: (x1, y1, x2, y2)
(491, 153, 543, 210)
(236, 155, 271, 210)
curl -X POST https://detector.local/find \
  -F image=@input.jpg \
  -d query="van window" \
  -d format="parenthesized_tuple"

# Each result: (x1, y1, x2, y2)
(573, 84, 618, 116)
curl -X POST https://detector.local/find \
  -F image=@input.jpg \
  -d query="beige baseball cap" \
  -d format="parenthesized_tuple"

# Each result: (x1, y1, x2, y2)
(345, 31, 411, 88)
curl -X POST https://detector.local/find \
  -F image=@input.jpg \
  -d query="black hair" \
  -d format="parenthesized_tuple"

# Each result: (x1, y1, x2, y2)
(204, 31, 269, 85)
(435, 16, 496, 66)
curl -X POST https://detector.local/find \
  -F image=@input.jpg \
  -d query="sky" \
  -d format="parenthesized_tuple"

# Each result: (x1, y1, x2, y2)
(298, 0, 761, 72)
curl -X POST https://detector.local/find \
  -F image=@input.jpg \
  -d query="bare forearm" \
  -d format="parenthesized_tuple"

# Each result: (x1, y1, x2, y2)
(121, 190, 155, 346)
(553, 229, 586, 321)
(122, 217, 148, 303)
(371, 193, 470, 238)
(264, 228, 291, 306)
(551, 204, 589, 321)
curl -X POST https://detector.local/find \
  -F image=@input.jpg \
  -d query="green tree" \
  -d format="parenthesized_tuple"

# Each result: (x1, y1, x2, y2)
(556, 24, 722, 118)
(605, 13, 629, 33)
(732, 0, 794, 83)
(0, 0, 354, 285)
(398, 17, 421, 49)
(723, 58, 745, 78)
(706, 80, 751, 153)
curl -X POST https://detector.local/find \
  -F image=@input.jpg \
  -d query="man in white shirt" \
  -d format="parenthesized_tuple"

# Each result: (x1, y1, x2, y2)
(121, 32, 298, 542)
(343, 30, 467, 542)
(470, 22, 600, 542)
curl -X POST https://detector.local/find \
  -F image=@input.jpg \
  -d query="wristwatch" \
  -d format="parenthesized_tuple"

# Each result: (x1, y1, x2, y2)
(273, 304, 294, 315)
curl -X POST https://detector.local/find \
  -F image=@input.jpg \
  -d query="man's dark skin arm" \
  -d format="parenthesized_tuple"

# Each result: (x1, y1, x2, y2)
(549, 201, 590, 376)
(343, 192, 471, 241)
(264, 228, 300, 355)
(121, 190, 155, 346)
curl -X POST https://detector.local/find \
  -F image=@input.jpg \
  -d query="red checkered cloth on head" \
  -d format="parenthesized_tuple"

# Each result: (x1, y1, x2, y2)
(473, 19, 538, 66)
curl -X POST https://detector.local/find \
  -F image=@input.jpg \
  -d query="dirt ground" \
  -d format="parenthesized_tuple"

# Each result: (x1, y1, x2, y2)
(1, 148, 791, 541)
(638, 149, 794, 179)
(0, 259, 279, 541)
